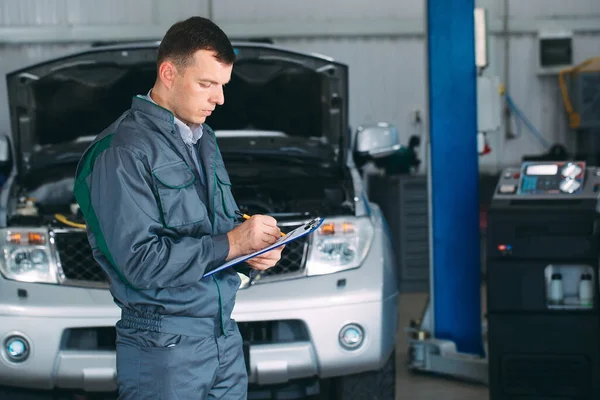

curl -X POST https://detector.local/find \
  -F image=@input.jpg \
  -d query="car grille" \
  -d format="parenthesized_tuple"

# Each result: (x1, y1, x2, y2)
(253, 225, 309, 281)
(53, 230, 108, 287)
(52, 224, 309, 287)
(249, 223, 310, 282)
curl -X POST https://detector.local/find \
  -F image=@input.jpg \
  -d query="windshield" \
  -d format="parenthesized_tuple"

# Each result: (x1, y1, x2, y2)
(28, 58, 327, 147)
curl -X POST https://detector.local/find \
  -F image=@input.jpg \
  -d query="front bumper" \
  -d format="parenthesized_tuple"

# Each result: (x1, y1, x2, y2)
(0, 292, 397, 391)
(0, 315, 119, 392)
(0, 280, 120, 392)
(239, 290, 398, 385)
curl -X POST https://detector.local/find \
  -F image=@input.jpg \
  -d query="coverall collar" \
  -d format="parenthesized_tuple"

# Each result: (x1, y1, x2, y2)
(143, 90, 204, 146)
(131, 94, 176, 127)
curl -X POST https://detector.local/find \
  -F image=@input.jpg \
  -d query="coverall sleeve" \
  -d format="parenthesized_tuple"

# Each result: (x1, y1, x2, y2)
(89, 145, 229, 289)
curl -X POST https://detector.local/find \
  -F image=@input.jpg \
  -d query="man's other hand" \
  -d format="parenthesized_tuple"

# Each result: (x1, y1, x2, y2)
(245, 246, 284, 271)
(226, 215, 282, 260)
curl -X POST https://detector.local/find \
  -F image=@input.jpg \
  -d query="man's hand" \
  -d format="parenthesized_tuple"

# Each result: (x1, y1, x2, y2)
(226, 215, 282, 260)
(245, 246, 285, 271)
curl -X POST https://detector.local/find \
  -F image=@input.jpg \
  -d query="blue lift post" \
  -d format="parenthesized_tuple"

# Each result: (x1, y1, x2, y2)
(427, 0, 484, 356)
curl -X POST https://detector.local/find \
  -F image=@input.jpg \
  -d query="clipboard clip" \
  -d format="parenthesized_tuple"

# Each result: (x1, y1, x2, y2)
(304, 217, 321, 231)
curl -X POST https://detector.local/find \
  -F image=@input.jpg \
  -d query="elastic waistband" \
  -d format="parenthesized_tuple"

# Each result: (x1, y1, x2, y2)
(119, 309, 224, 337)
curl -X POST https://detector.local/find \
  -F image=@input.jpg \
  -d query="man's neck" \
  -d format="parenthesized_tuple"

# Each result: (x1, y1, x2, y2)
(148, 87, 193, 127)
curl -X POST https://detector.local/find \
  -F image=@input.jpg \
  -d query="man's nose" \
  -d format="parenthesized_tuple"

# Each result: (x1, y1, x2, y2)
(211, 86, 225, 106)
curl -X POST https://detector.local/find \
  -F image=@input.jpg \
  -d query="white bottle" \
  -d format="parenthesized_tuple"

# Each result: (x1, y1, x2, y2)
(579, 273, 593, 306)
(549, 273, 564, 305)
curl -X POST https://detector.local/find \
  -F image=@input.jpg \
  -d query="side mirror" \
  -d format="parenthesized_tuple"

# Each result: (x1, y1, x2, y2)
(354, 123, 422, 175)
(354, 122, 402, 160)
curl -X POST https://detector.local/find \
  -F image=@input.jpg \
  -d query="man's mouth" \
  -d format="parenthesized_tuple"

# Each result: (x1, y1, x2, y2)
(203, 110, 213, 116)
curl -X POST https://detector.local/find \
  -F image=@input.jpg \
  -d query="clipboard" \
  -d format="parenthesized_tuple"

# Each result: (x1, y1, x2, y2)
(203, 217, 325, 278)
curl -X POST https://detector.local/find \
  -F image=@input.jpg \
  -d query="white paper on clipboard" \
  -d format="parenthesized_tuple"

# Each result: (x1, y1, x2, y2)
(203, 217, 324, 278)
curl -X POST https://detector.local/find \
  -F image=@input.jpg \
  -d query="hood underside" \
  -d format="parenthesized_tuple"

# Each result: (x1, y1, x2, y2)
(6, 42, 349, 173)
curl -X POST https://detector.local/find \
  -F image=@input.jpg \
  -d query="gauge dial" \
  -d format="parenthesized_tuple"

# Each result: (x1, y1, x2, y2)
(561, 163, 582, 179)
(559, 178, 581, 194)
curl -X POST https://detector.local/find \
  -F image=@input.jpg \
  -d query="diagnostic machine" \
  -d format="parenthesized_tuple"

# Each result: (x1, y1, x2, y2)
(487, 161, 600, 399)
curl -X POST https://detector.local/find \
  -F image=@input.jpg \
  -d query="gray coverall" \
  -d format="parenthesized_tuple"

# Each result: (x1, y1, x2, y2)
(74, 96, 249, 399)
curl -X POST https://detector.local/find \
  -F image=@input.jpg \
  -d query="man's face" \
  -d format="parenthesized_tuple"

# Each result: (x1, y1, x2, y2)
(168, 49, 233, 125)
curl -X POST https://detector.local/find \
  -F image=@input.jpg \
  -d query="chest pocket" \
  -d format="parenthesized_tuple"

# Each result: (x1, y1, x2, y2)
(152, 161, 206, 228)
(215, 164, 238, 220)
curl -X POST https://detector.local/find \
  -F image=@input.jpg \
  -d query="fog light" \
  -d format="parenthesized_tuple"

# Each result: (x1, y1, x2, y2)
(5, 336, 29, 362)
(339, 324, 364, 350)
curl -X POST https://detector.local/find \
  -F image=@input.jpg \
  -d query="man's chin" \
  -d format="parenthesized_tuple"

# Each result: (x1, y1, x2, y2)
(181, 116, 206, 126)
(192, 116, 207, 125)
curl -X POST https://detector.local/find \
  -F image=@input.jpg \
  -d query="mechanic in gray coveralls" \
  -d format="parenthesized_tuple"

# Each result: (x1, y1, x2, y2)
(74, 16, 283, 399)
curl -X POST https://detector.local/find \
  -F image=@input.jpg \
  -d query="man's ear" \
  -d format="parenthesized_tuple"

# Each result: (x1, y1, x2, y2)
(158, 60, 177, 89)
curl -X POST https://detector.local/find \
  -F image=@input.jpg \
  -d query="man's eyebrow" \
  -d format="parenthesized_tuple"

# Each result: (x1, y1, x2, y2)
(199, 79, 230, 85)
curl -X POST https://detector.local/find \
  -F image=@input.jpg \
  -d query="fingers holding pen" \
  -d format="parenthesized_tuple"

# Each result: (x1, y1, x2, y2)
(226, 214, 283, 260)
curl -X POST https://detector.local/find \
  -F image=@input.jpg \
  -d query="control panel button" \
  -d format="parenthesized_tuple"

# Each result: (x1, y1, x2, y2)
(499, 184, 517, 194)
(559, 178, 581, 194)
(562, 163, 582, 179)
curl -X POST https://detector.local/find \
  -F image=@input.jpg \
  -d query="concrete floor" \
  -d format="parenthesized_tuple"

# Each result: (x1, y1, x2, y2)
(393, 291, 489, 400)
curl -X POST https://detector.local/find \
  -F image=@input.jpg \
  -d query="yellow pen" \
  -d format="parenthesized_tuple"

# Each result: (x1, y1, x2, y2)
(235, 210, 286, 237)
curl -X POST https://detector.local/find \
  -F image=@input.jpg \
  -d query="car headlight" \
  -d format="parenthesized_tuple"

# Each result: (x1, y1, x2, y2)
(305, 217, 374, 276)
(0, 228, 58, 284)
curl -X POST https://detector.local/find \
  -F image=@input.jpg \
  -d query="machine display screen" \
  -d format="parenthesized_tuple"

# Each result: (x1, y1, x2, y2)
(518, 161, 586, 195)
(525, 164, 559, 176)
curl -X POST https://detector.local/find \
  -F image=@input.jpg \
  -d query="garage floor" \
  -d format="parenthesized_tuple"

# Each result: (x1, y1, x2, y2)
(393, 291, 489, 400)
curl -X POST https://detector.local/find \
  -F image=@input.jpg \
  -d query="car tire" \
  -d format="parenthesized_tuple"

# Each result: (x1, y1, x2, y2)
(333, 350, 396, 400)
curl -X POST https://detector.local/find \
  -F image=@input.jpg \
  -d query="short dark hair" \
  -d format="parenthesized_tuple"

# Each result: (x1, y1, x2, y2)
(157, 16, 236, 70)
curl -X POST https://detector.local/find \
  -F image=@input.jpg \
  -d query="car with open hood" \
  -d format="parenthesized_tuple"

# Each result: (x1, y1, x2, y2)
(0, 41, 399, 399)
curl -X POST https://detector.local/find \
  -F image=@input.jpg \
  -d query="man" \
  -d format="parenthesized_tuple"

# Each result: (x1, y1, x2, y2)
(74, 17, 283, 399)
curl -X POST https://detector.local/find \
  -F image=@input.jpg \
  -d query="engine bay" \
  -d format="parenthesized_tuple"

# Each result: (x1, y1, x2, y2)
(7, 162, 355, 229)
(232, 177, 354, 220)
(7, 167, 84, 228)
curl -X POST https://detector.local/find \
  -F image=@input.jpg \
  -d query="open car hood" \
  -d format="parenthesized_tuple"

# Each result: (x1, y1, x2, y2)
(6, 42, 349, 173)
